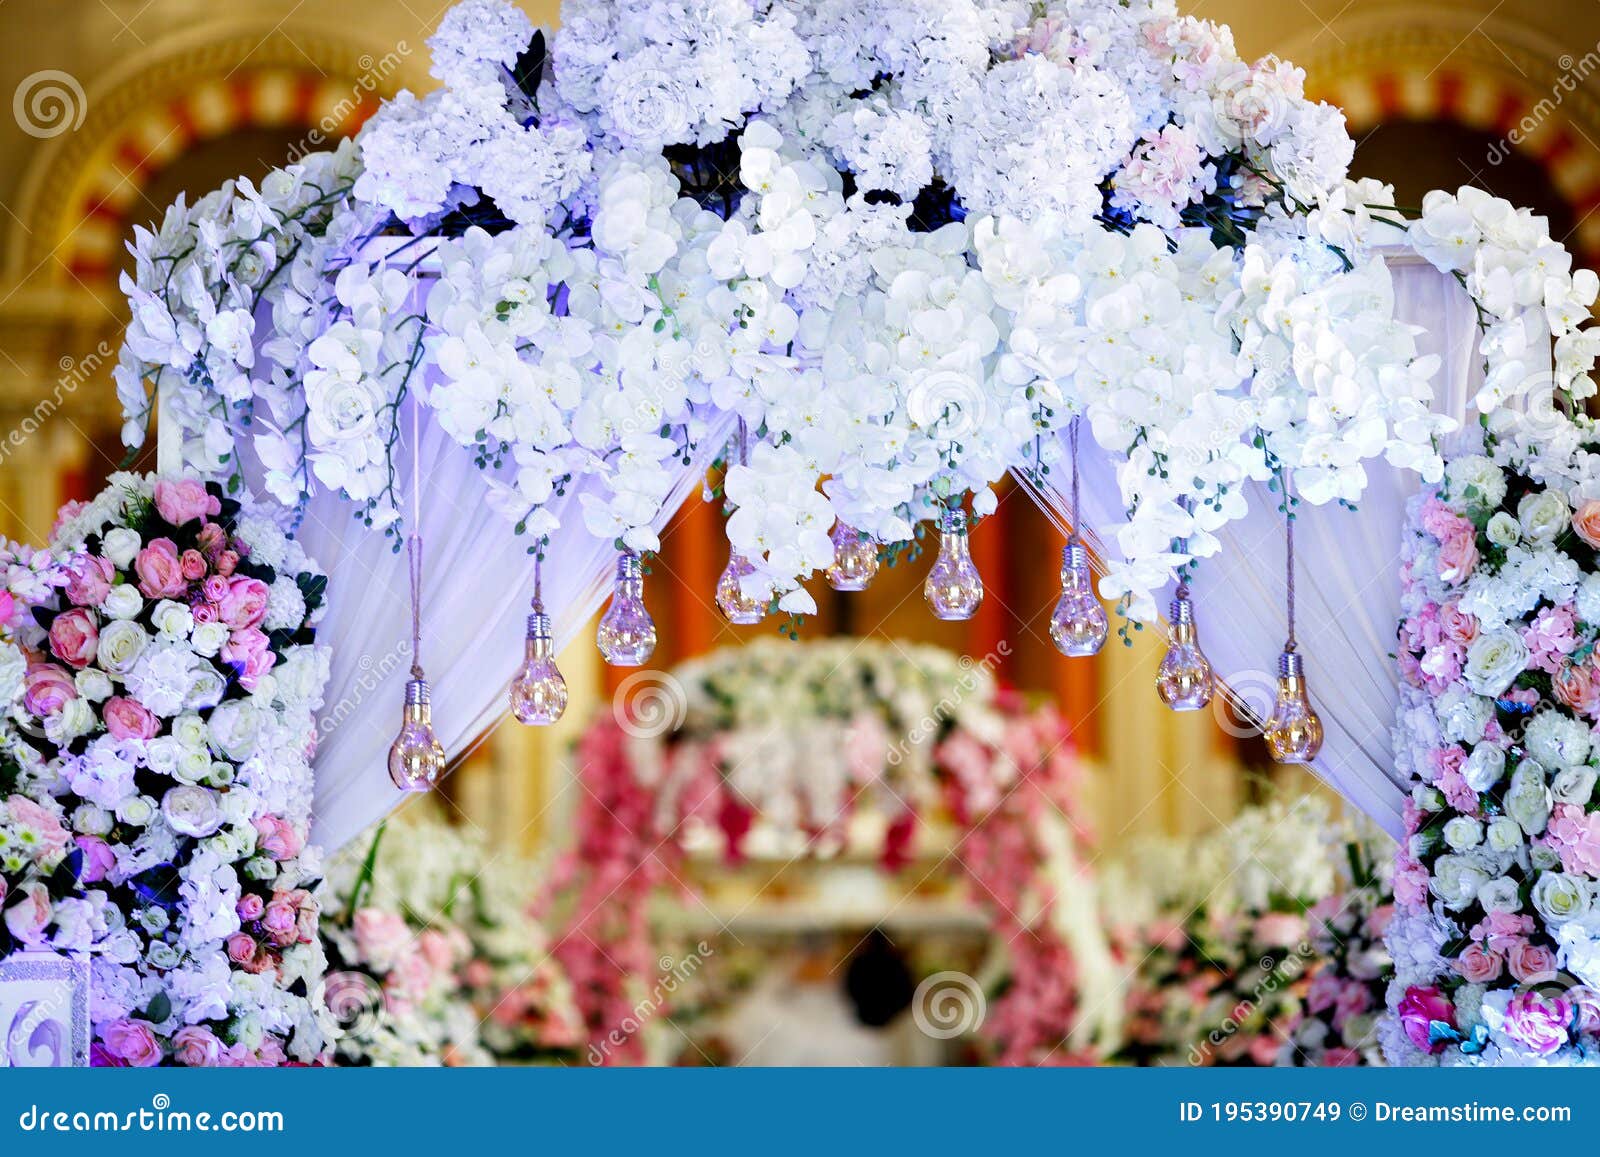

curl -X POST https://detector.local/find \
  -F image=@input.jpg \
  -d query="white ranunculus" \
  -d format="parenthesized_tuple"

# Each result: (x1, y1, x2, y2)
(1477, 876, 1521, 913)
(101, 584, 143, 621)
(143, 735, 179, 774)
(95, 619, 148, 674)
(190, 621, 229, 658)
(115, 795, 154, 827)
(1531, 871, 1591, 926)
(1485, 816, 1524, 854)
(184, 668, 227, 711)
(1430, 853, 1492, 910)
(101, 527, 141, 568)
(171, 713, 206, 749)
(1462, 628, 1529, 697)
(151, 600, 194, 639)
(175, 748, 212, 785)
(161, 785, 223, 838)
(1443, 815, 1483, 850)
(1485, 511, 1520, 547)
(1518, 490, 1569, 543)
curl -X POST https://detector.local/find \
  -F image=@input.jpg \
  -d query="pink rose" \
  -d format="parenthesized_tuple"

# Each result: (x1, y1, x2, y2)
(1452, 942, 1503, 984)
(221, 628, 276, 691)
(1440, 602, 1478, 645)
(103, 696, 159, 741)
(3, 881, 52, 945)
(74, 834, 115, 884)
(134, 538, 186, 599)
(195, 522, 226, 559)
(201, 575, 228, 603)
(172, 1025, 223, 1067)
(65, 554, 113, 607)
(236, 893, 265, 922)
(1508, 940, 1559, 984)
(215, 551, 239, 577)
(192, 601, 219, 624)
(180, 549, 207, 581)
(418, 929, 457, 972)
(1437, 526, 1479, 585)
(1253, 912, 1306, 947)
(1573, 500, 1600, 549)
(100, 1019, 162, 1067)
(47, 607, 98, 669)
(1553, 660, 1600, 717)
(1398, 985, 1456, 1054)
(226, 932, 258, 966)
(253, 815, 302, 861)
(153, 479, 219, 527)
(1501, 989, 1572, 1056)
(22, 663, 76, 716)
(353, 907, 410, 963)
(219, 576, 270, 630)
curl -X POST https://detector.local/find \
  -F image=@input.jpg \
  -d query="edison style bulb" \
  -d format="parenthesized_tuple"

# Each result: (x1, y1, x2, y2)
(715, 551, 766, 625)
(1155, 593, 1213, 711)
(1050, 541, 1107, 657)
(388, 677, 446, 792)
(596, 551, 656, 666)
(923, 510, 983, 622)
(826, 523, 879, 592)
(509, 610, 568, 725)
(1264, 650, 1324, 763)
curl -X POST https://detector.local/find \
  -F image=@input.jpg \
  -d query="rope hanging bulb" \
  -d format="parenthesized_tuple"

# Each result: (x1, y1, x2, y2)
(388, 408, 447, 789)
(1263, 474, 1323, 763)
(1155, 501, 1214, 711)
(716, 420, 766, 625)
(1050, 416, 1108, 656)
(509, 550, 568, 726)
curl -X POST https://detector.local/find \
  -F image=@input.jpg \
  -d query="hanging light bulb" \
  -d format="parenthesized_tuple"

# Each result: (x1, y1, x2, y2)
(826, 523, 879, 592)
(388, 675, 446, 791)
(1155, 587, 1213, 710)
(509, 608, 567, 726)
(1050, 540, 1107, 657)
(1264, 649, 1323, 763)
(1264, 476, 1322, 763)
(924, 508, 983, 621)
(596, 550, 656, 666)
(715, 550, 766, 625)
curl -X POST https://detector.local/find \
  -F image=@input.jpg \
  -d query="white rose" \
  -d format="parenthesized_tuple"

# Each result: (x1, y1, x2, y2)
(1447, 455, 1506, 508)
(1518, 490, 1569, 542)
(175, 748, 212, 785)
(1485, 511, 1520, 547)
(161, 785, 223, 838)
(143, 735, 179, 774)
(1531, 872, 1591, 925)
(74, 669, 113, 702)
(151, 600, 194, 639)
(101, 527, 141, 568)
(1463, 628, 1529, 697)
(1485, 816, 1524, 853)
(1462, 744, 1505, 792)
(1532, 844, 1563, 871)
(95, 620, 148, 674)
(49, 698, 95, 742)
(101, 584, 143, 620)
(208, 761, 235, 787)
(146, 942, 181, 970)
(1477, 876, 1521, 913)
(115, 795, 154, 827)
(1506, 759, 1552, 836)
(190, 621, 229, 658)
(171, 714, 207, 749)
(1552, 767, 1597, 806)
(1443, 815, 1483, 850)
(1430, 853, 1491, 910)
(207, 701, 260, 762)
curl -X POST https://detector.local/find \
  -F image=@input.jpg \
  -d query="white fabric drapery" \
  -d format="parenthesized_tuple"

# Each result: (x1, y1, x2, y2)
(1020, 251, 1491, 837)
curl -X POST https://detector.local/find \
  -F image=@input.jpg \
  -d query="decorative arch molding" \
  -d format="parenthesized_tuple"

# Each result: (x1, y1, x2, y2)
(5, 22, 423, 285)
(1286, 6, 1600, 264)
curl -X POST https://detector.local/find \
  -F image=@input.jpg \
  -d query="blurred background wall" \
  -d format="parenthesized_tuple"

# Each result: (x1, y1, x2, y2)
(0, 0, 1594, 861)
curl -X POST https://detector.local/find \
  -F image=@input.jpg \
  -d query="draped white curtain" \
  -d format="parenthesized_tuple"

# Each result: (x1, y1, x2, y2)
(239, 370, 728, 852)
(1036, 252, 1491, 837)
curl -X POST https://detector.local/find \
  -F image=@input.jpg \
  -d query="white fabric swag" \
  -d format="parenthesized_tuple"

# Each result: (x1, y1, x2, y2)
(1021, 251, 1492, 838)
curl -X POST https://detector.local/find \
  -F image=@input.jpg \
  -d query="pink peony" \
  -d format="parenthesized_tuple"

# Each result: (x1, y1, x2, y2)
(1437, 526, 1479, 585)
(134, 538, 186, 599)
(252, 815, 302, 861)
(47, 607, 98, 669)
(1452, 942, 1503, 984)
(103, 695, 159, 740)
(1507, 940, 1559, 984)
(1501, 989, 1572, 1056)
(172, 1025, 223, 1067)
(153, 479, 219, 527)
(65, 554, 113, 607)
(221, 628, 276, 690)
(219, 576, 270, 630)
(74, 834, 115, 884)
(22, 662, 76, 716)
(1398, 985, 1456, 1054)
(100, 1019, 162, 1067)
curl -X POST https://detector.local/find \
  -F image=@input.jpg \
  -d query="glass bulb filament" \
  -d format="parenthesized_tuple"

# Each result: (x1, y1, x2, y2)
(1155, 594, 1213, 710)
(1264, 650, 1324, 764)
(1050, 541, 1107, 657)
(715, 551, 766, 625)
(510, 611, 568, 726)
(826, 523, 879, 592)
(923, 510, 984, 622)
(388, 677, 446, 792)
(596, 551, 657, 666)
